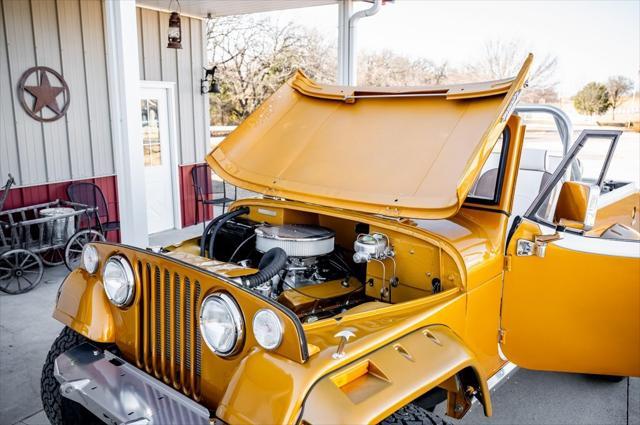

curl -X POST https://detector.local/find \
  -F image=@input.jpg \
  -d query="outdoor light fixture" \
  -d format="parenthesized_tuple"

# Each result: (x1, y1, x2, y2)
(167, 1, 182, 49)
(201, 66, 221, 95)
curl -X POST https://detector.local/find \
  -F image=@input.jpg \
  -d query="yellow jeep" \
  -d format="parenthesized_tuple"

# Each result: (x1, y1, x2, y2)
(41, 55, 640, 425)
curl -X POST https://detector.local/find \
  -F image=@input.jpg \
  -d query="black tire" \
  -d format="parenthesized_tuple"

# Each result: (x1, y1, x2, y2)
(41, 327, 103, 425)
(380, 403, 452, 425)
(592, 374, 626, 383)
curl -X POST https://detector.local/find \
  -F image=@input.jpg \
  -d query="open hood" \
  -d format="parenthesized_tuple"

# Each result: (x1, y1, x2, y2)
(207, 55, 532, 219)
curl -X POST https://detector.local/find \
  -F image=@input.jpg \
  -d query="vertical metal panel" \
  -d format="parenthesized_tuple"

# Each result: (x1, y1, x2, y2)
(56, 0, 94, 179)
(136, 7, 145, 79)
(80, 0, 114, 177)
(31, 0, 72, 183)
(176, 17, 195, 164)
(158, 11, 181, 162)
(140, 8, 162, 81)
(191, 19, 207, 162)
(2, 0, 47, 184)
(158, 12, 177, 83)
(0, 2, 21, 183)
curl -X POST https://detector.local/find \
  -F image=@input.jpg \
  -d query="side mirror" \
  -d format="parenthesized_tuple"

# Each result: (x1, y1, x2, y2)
(553, 181, 600, 231)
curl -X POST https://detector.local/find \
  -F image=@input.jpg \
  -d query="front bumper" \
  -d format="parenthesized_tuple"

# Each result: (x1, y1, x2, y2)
(54, 343, 211, 425)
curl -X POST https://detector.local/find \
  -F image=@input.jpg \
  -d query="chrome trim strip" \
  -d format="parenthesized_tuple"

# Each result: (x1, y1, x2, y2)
(487, 361, 518, 392)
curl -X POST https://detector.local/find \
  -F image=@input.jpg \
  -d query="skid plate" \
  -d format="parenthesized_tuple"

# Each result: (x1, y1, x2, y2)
(54, 343, 210, 425)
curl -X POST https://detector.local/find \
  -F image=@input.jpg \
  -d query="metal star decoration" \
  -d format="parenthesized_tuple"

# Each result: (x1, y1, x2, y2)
(24, 71, 64, 115)
(17, 66, 70, 122)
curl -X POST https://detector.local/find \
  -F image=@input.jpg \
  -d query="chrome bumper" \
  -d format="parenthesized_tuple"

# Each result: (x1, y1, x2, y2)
(54, 343, 211, 425)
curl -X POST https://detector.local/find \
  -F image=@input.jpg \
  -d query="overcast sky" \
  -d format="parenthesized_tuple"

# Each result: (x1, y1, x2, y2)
(271, 0, 639, 96)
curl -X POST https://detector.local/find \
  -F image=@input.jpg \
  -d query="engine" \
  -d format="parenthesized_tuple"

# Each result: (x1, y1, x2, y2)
(255, 224, 335, 289)
(206, 215, 367, 321)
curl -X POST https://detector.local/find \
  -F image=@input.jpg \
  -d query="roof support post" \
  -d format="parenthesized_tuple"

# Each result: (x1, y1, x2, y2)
(340, 0, 382, 86)
(103, 0, 149, 247)
(337, 0, 353, 85)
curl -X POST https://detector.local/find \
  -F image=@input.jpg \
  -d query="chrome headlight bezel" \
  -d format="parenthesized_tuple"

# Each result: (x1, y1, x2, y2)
(81, 244, 99, 274)
(252, 308, 284, 350)
(102, 255, 135, 307)
(199, 293, 244, 357)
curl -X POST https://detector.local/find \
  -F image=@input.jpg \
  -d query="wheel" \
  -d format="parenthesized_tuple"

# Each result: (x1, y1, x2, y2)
(64, 229, 105, 271)
(0, 249, 44, 294)
(41, 327, 103, 425)
(40, 247, 66, 266)
(380, 403, 452, 425)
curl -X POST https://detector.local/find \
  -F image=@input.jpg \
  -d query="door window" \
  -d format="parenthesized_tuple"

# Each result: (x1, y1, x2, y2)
(141, 98, 162, 166)
(523, 131, 640, 241)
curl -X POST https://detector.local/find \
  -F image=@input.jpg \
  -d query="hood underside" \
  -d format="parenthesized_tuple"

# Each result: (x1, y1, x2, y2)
(207, 55, 532, 219)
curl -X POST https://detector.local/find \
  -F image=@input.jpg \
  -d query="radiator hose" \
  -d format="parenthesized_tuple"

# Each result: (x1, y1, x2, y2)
(200, 206, 250, 258)
(243, 247, 287, 288)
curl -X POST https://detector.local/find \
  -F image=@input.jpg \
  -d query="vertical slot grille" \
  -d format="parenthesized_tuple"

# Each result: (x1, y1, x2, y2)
(137, 262, 201, 398)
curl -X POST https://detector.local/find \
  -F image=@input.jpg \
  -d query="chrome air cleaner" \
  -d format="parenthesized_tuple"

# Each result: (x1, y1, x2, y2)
(254, 224, 335, 257)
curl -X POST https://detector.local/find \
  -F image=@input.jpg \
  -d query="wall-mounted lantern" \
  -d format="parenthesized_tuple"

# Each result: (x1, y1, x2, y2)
(167, 1, 182, 49)
(201, 66, 221, 95)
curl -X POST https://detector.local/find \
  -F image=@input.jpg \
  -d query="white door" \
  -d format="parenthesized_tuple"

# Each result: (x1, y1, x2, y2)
(140, 87, 175, 234)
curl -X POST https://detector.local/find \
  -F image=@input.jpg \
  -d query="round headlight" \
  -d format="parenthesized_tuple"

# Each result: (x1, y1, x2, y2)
(102, 255, 135, 307)
(200, 293, 244, 356)
(81, 244, 99, 274)
(253, 309, 283, 350)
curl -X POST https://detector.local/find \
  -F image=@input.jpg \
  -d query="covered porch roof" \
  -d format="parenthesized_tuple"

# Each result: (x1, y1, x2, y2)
(136, 0, 339, 18)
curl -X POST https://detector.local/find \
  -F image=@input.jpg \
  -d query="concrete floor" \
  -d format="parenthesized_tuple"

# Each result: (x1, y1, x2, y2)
(1, 265, 638, 425)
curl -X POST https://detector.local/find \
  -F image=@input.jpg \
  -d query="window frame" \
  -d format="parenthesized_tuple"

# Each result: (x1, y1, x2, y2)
(523, 129, 621, 228)
(465, 127, 511, 206)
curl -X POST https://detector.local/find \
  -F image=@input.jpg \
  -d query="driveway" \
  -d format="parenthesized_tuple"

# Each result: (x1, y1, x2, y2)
(1, 265, 638, 425)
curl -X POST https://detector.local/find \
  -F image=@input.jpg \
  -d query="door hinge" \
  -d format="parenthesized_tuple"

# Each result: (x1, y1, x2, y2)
(503, 255, 512, 272)
(498, 328, 506, 344)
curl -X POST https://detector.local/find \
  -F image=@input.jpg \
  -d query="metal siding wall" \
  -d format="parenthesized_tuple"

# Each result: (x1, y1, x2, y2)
(57, 0, 93, 179)
(176, 17, 196, 164)
(80, 0, 113, 177)
(158, 11, 180, 160)
(137, 8, 207, 165)
(140, 8, 161, 81)
(191, 19, 207, 162)
(136, 7, 145, 79)
(31, 0, 71, 182)
(2, 0, 47, 184)
(0, 0, 115, 187)
(0, 4, 21, 182)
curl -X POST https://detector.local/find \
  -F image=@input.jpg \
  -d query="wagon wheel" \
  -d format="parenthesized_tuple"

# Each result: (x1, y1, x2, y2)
(40, 247, 65, 266)
(64, 229, 105, 271)
(0, 249, 44, 295)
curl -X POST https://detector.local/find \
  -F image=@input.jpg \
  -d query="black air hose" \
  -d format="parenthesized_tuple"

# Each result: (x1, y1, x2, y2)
(243, 247, 287, 288)
(200, 207, 250, 258)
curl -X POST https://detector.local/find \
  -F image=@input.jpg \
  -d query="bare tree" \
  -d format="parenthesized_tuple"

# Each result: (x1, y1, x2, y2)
(358, 49, 447, 86)
(465, 39, 559, 103)
(206, 16, 336, 125)
(606, 75, 634, 120)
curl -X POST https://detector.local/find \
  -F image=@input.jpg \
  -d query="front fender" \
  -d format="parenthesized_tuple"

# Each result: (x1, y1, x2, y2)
(53, 269, 115, 342)
(300, 324, 491, 424)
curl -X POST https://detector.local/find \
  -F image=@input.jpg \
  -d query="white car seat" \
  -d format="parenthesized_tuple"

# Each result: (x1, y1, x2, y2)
(511, 149, 554, 217)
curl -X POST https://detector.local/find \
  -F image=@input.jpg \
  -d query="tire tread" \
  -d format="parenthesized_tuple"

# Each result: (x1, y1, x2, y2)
(41, 327, 101, 425)
(380, 403, 452, 425)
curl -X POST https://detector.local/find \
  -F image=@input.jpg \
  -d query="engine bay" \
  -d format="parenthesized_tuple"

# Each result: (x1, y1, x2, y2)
(181, 204, 460, 322)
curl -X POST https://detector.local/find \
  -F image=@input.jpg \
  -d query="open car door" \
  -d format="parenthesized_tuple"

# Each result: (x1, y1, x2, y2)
(501, 130, 640, 377)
